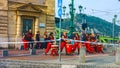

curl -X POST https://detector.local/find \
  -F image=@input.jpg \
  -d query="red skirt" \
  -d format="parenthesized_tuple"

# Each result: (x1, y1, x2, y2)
(61, 41, 66, 52)
(23, 40, 28, 50)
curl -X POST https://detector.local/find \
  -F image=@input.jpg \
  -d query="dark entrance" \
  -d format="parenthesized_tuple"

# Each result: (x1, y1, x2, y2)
(22, 18, 34, 35)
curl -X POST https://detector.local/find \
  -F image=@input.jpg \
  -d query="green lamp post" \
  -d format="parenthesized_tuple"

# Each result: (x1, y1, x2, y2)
(112, 14, 117, 53)
(112, 15, 117, 42)
(69, 0, 75, 34)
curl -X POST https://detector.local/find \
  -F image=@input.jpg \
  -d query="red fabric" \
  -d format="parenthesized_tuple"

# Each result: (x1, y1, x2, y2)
(96, 45, 103, 53)
(73, 42, 80, 52)
(85, 41, 95, 53)
(61, 41, 66, 52)
(73, 37, 80, 52)
(65, 44, 73, 54)
(50, 49, 58, 56)
(45, 35, 54, 54)
(45, 42, 52, 54)
(61, 35, 67, 52)
(28, 33, 33, 38)
(90, 46, 95, 53)
(85, 41, 91, 52)
(23, 40, 28, 50)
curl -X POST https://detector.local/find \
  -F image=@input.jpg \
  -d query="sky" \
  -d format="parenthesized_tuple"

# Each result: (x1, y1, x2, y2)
(55, 0, 120, 24)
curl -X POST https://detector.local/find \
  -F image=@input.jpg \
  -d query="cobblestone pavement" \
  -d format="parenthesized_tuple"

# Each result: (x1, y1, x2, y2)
(0, 49, 120, 68)
(0, 49, 116, 64)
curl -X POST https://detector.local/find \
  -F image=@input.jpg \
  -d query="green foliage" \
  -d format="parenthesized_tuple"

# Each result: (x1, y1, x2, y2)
(55, 27, 69, 39)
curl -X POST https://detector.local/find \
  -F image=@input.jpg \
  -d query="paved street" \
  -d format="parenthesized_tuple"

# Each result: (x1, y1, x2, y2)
(0, 49, 117, 64)
(0, 49, 120, 68)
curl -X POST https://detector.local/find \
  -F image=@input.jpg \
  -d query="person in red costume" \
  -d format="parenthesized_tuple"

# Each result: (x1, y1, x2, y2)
(61, 32, 68, 52)
(73, 33, 80, 54)
(45, 32, 54, 54)
(85, 37, 95, 53)
(90, 33, 96, 53)
(27, 29, 34, 49)
(23, 32, 29, 50)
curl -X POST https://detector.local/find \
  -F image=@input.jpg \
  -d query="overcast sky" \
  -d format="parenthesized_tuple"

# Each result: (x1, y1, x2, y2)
(55, 0, 120, 24)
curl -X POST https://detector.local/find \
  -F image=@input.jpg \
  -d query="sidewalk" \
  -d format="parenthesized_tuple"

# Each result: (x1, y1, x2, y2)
(0, 49, 120, 68)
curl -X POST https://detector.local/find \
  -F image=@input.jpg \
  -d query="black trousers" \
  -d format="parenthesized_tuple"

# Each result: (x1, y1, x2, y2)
(28, 41, 34, 49)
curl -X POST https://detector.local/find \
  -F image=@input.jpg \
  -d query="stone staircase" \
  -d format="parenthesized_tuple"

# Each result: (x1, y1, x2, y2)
(46, 14, 55, 33)
(0, 15, 8, 36)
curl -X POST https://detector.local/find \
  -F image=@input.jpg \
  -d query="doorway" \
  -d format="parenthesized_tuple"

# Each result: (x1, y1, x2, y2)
(22, 18, 34, 35)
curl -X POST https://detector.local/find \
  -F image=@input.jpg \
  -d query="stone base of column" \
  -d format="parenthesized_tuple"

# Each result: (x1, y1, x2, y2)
(115, 47, 120, 65)
(79, 46, 86, 63)
(30, 49, 36, 55)
(2, 50, 8, 57)
(0, 37, 8, 49)
(15, 37, 23, 50)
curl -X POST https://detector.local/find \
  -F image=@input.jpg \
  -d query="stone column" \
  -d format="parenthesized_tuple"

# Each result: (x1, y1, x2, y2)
(115, 47, 120, 65)
(15, 15, 22, 49)
(16, 15, 22, 37)
(79, 46, 86, 63)
(35, 17, 39, 35)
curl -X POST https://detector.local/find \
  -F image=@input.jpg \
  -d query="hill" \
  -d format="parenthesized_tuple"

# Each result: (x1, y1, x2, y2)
(56, 14, 120, 37)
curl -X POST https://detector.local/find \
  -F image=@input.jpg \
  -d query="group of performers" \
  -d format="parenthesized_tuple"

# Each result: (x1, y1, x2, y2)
(44, 31, 104, 55)
(22, 29, 104, 55)
(22, 29, 40, 50)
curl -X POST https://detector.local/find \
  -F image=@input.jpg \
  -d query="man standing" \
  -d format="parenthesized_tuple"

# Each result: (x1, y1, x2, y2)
(35, 31, 40, 49)
(27, 29, 34, 49)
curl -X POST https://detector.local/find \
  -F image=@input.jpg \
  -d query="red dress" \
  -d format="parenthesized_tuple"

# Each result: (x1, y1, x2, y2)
(73, 37, 80, 53)
(23, 35, 28, 50)
(61, 35, 67, 52)
(45, 36, 54, 54)
(96, 44, 104, 53)
(85, 41, 95, 53)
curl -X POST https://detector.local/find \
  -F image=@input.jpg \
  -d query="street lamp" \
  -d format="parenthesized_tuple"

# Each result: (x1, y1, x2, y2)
(63, 6, 66, 17)
(68, 0, 75, 35)
(112, 15, 117, 53)
(78, 5, 83, 13)
(62, 6, 66, 29)
(112, 15, 117, 40)
(78, 5, 87, 32)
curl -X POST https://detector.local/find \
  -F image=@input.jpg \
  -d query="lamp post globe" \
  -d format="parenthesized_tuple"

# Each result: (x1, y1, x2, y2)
(78, 5, 83, 13)
(63, 6, 66, 16)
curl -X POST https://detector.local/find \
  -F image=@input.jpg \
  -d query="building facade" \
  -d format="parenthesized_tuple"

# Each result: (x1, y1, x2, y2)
(0, 0, 55, 48)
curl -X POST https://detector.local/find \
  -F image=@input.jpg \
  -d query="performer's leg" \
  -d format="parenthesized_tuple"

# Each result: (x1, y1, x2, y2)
(61, 42, 66, 52)
(45, 42, 51, 54)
